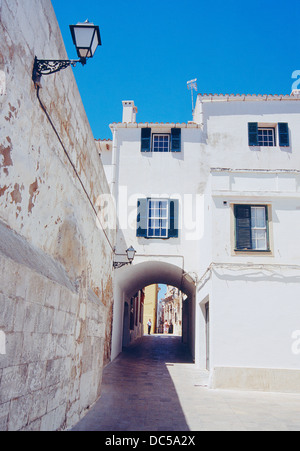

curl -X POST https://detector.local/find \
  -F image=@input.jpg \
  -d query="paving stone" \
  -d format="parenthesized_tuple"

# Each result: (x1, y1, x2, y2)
(71, 335, 300, 432)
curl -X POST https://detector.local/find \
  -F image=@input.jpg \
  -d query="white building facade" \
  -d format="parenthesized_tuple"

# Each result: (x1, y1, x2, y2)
(98, 93, 300, 392)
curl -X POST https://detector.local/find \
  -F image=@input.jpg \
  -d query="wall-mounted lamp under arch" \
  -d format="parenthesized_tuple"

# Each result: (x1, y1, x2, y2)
(113, 246, 136, 269)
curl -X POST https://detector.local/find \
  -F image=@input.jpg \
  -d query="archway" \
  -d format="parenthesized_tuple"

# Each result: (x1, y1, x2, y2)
(111, 260, 196, 362)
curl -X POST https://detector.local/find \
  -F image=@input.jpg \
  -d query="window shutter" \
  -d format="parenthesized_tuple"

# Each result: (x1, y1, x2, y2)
(136, 198, 148, 237)
(278, 123, 290, 147)
(235, 205, 252, 250)
(168, 199, 179, 238)
(171, 128, 181, 152)
(248, 123, 258, 146)
(141, 128, 151, 152)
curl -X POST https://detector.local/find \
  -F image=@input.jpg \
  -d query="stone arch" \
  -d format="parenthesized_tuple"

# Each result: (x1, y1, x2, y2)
(112, 260, 196, 360)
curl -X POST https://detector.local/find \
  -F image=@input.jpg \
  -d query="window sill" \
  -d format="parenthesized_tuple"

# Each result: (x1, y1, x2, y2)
(249, 145, 290, 149)
(137, 235, 178, 240)
(144, 237, 175, 240)
(233, 249, 272, 256)
(141, 151, 182, 154)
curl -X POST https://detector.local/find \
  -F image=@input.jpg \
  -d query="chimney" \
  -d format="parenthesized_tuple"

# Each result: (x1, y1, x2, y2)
(122, 100, 138, 123)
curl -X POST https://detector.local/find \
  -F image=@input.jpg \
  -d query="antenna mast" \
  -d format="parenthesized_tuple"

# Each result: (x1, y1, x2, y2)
(187, 78, 198, 114)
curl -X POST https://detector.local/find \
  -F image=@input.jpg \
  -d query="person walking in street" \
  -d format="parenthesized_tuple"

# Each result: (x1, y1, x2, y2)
(147, 319, 152, 335)
(164, 320, 169, 334)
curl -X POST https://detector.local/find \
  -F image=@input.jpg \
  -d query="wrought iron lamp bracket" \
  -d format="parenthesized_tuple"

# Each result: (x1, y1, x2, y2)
(113, 246, 136, 270)
(32, 56, 86, 82)
(113, 261, 132, 269)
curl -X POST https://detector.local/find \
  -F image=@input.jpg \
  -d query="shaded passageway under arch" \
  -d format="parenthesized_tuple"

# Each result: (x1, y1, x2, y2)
(72, 335, 193, 431)
(112, 260, 197, 361)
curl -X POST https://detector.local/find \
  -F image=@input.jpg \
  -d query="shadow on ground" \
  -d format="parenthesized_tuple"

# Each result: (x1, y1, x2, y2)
(72, 335, 192, 431)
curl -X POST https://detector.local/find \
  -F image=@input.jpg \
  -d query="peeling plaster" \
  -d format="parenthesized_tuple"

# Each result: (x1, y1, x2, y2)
(0, 185, 8, 197)
(10, 183, 23, 205)
(28, 179, 39, 214)
(4, 103, 18, 122)
(0, 137, 13, 169)
(0, 0, 115, 432)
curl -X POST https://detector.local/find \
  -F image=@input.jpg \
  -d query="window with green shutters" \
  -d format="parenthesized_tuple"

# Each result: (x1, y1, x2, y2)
(248, 123, 259, 146)
(136, 198, 148, 237)
(141, 128, 151, 152)
(234, 205, 270, 251)
(170, 128, 181, 152)
(278, 123, 290, 147)
(248, 122, 289, 147)
(137, 198, 179, 238)
(141, 128, 181, 152)
(168, 199, 179, 237)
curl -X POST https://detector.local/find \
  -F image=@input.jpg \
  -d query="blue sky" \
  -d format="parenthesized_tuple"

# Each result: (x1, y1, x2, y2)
(52, 0, 300, 140)
(158, 284, 167, 303)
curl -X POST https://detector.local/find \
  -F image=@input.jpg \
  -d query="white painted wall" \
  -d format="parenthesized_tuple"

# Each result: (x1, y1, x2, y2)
(195, 95, 300, 376)
(108, 122, 205, 360)
(210, 268, 300, 370)
(105, 95, 300, 385)
(114, 125, 206, 273)
(194, 96, 300, 171)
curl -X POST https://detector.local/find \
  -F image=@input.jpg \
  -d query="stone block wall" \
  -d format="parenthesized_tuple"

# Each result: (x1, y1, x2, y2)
(0, 0, 115, 430)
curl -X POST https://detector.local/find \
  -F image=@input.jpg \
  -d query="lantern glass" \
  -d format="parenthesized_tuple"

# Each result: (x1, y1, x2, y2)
(70, 22, 101, 59)
(126, 246, 136, 262)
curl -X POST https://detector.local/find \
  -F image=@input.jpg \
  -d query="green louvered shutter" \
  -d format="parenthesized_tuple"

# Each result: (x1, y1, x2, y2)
(171, 128, 181, 152)
(248, 123, 258, 146)
(141, 128, 151, 152)
(278, 123, 290, 147)
(168, 199, 179, 238)
(235, 205, 252, 250)
(137, 198, 148, 237)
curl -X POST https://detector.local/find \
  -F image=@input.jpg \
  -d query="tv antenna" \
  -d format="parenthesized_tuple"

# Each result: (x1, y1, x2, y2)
(187, 78, 198, 113)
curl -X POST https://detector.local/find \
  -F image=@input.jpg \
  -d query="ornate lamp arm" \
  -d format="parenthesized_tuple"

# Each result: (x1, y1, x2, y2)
(32, 56, 86, 84)
(113, 261, 133, 269)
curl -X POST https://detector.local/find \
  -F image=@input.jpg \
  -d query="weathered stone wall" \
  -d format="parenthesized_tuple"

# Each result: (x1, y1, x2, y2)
(0, 0, 115, 430)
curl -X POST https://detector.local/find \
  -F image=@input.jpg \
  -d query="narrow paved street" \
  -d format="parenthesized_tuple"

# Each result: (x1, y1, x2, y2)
(72, 335, 193, 431)
(72, 335, 300, 431)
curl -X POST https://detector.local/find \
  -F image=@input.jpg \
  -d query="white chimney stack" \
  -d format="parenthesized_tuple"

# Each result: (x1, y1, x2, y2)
(122, 100, 138, 123)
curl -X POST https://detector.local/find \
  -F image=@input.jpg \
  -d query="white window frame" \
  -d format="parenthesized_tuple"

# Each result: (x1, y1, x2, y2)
(251, 206, 268, 250)
(147, 199, 169, 238)
(152, 134, 170, 152)
(258, 127, 276, 147)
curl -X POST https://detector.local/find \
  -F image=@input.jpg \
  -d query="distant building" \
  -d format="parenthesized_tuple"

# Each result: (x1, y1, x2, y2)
(161, 286, 184, 336)
(143, 284, 159, 335)
(122, 290, 144, 347)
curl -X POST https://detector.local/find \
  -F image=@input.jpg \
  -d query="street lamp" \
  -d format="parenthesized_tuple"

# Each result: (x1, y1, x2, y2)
(32, 20, 101, 86)
(113, 246, 136, 269)
(70, 21, 101, 60)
